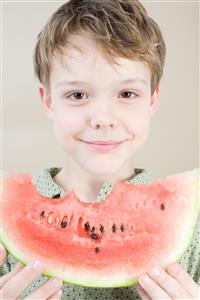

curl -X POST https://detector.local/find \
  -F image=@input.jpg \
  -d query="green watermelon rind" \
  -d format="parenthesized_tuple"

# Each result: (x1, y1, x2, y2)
(0, 169, 200, 288)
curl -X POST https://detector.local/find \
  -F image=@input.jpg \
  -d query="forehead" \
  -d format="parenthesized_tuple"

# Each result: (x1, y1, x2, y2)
(50, 33, 151, 84)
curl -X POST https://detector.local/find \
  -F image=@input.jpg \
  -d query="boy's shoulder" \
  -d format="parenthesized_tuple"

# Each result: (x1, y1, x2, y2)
(32, 167, 63, 198)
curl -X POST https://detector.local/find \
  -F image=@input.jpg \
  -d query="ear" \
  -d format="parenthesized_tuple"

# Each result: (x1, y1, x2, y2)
(149, 84, 160, 118)
(38, 83, 54, 120)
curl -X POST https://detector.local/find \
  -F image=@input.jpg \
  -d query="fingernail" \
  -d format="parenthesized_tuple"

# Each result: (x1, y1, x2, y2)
(50, 278, 63, 288)
(32, 260, 44, 271)
(139, 275, 150, 286)
(149, 266, 161, 277)
(167, 263, 179, 275)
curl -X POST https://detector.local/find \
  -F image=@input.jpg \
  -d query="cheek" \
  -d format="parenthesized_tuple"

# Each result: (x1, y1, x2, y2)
(53, 109, 85, 137)
(125, 107, 151, 135)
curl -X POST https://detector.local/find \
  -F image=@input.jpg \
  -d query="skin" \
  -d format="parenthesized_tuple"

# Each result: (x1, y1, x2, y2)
(2, 33, 198, 298)
(38, 33, 199, 298)
(1, 243, 199, 299)
(135, 263, 199, 299)
(39, 34, 198, 300)
(0, 244, 63, 299)
(39, 33, 159, 203)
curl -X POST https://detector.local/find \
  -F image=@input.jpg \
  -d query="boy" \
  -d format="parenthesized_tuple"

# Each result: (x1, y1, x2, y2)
(1, 0, 199, 299)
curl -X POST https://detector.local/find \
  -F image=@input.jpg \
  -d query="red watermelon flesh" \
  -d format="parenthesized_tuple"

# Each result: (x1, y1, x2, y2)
(0, 169, 199, 288)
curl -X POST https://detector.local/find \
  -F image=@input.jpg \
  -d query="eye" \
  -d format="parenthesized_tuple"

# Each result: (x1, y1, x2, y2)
(65, 91, 87, 101)
(120, 90, 138, 100)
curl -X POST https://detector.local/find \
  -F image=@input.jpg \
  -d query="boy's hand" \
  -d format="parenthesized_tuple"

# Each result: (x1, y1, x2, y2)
(135, 262, 199, 299)
(0, 243, 63, 299)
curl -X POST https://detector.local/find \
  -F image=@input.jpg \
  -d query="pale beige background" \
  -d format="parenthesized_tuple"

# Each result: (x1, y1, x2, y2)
(2, 1, 199, 180)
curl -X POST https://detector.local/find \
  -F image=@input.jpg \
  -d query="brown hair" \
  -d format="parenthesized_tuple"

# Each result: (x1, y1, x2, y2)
(33, 0, 166, 95)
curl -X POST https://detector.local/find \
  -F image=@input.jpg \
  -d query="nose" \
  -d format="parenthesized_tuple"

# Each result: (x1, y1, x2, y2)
(89, 99, 119, 129)
(90, 111, 119, 129)
(91, 120, 118, 129)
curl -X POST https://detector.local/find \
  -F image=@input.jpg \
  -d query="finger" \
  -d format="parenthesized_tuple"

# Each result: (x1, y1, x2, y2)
(1, 260, 45, 299)
(166, 262, 199, 298)
(24, 278, 63, 300)
(0, 243, 7, 266)
(138, 274, 171, 300)
(47, 289, 62, 300)
(0, 262, 24, 288)
(147, 265, 190, 299)
(135, 284, 151, 300)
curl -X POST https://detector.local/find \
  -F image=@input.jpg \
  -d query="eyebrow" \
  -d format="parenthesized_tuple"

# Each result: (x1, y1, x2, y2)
(55, 77, 148, 88)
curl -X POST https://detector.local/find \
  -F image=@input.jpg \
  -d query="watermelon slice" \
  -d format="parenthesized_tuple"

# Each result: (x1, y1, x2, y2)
(0, 169, 199, 288)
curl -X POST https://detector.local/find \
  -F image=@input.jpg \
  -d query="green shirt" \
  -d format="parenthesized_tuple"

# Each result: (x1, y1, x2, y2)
(1, 167, 199, 299)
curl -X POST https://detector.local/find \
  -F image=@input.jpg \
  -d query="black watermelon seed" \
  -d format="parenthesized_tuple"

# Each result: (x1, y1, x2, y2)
(84, 221, 90, 231)
(160, 203, 165, 210)
(99, 224, 104, 234)
(120, 223, 125, 232)
(91, 226, 95, 232)
(112, 223, 117, 233)
(40, 211, 45, 218)
(90, 233, 99, 240)
(95, 247, 100, 253)
(61, 216, 68, 228)
(61, 221, 68, 228)
(52, 193, 60, 198)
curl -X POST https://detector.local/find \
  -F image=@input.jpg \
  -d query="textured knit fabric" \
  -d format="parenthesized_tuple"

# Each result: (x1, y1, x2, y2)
(1, 167, 199, 300)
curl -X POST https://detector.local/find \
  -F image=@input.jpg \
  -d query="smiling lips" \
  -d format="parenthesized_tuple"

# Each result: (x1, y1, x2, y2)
(80, 140, 125, 152)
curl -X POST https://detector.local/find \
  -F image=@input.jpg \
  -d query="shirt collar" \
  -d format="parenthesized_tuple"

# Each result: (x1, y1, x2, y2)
(32, 167, 152, 199)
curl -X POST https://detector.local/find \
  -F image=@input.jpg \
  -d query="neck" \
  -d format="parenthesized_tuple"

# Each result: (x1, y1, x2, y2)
(53, 158, 136, 203)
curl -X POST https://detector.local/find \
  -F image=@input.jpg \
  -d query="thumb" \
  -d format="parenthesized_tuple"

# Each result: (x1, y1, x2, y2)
(0, 243, 7, 266)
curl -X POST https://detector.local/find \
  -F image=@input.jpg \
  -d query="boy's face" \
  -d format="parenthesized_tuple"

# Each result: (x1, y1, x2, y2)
(39, 33, 159, 177)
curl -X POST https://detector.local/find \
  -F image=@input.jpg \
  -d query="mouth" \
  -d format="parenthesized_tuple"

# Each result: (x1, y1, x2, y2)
(79, 140, 126, 153)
